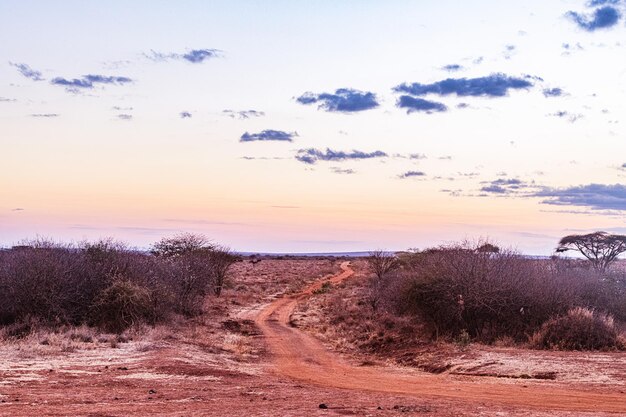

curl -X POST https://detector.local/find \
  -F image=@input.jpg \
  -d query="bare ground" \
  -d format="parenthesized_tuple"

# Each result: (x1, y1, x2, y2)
(1, 258, 625, 416)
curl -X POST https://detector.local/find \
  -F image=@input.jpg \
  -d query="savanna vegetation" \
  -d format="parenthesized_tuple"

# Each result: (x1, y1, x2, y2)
(0, 233, 238, 335)
(364, 234, 626, 351)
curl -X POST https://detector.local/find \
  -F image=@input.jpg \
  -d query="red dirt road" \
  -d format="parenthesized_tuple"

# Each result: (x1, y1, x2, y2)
(254, 261, 626, 414)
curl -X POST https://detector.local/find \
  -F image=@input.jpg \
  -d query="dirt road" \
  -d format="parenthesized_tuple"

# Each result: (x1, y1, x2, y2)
(254, 261, 626, 414)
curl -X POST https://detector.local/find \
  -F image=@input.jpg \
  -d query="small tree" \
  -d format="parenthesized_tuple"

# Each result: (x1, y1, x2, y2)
(151, 233, 216, 315)
(476, 243, 500, 254)
(366, 250, 400, 311)
(367, 250, 400, 280)
(556, 232, 626, 272)
(209, 246, 238, 297)
(151, 233, 214, 257)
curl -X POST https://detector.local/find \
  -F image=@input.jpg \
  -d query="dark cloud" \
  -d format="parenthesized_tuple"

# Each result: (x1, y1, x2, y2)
(330, 167, 356, 175)
(84, 75, 132, 84)
(51, 78, 92, 89)
(296, 88, 379, 113)
(180, 111, 192, 118)
(295, 148, 387, 165)
(145, 49, 220, 63)
(30, 113, 59, 118)
(51, 74, 132, 92)
(398, 171, 426, 179)
(535, 184, 626, 211)
(396, 96, 447, 113)
(117, 114, 132, 120)
(223, 109, 265, 119)
(480, 178, 531, 194)
(182, 49, 219, 63)
(503, 44, 517, 59)
(10, 62, 44, 81)
(622, 163, 626, 169)
(394, 73, 534, 98)
(588, 0, 620, 5)
(481, 185, 508, 194)
(442, 64, 463, 72)
(240, 130, 297, 142)
(550, 111, 583, 123)
(566, 6, 621, 31)
(561, 42, 585, 56)
(543, 87, 564, 97)
(562, 42, 584, 51)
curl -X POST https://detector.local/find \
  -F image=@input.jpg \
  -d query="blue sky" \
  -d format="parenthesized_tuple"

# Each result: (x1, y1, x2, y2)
(1, 1, 625, 253)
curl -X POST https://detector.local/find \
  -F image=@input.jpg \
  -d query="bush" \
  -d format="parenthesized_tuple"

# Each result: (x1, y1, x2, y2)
(90, 278, 156, 333)
(375, 241, 626, 343)
(0, 234, 238, 333)
(151, 234, 237, 311)
(530, 307, 624, 351)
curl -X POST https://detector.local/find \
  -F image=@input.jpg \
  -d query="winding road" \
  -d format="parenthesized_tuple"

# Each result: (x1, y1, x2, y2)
(254, 261, 626, 414)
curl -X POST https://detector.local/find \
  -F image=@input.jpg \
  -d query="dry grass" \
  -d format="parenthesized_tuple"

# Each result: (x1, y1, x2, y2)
(226, 257, 340, 303)
(293, 260, 429, 357)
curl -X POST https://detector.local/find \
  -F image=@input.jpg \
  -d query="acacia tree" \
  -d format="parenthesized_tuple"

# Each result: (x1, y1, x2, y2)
(151, 233, 216, 314)
(151, 233, 214, 257)
(556, 232, 626, 272)
(476, 243, 500, 254)
(151, 233, 237, 302)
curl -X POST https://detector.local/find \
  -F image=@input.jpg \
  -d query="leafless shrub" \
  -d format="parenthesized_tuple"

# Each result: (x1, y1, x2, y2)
(378, 240, 626, 343)
(530, 307, 624, 351)
(366, 250, 400, 311)
(151, 235, 238, 309)
(90, 277, 155, 333)
(209, 246, 238, 296)
(0, 234, 237, 332)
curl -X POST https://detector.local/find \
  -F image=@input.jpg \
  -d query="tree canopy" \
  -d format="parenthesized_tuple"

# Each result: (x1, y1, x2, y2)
(556, 231, 626, 271)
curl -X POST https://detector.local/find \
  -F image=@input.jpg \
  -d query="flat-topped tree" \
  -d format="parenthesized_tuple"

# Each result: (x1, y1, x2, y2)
(556, 231, 626, 271)
(476, 243, 500, 254)
(151, 233, 214, 257)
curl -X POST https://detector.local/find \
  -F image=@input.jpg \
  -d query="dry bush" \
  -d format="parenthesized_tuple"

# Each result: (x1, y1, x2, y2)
(0, 234, 238, 334)
(377, 241, 626, 343)
(0, 240, 83, 325)
(90, 277, 155, 333)
(366, 250, 400, 311)
(151, 234, 238, 313)
(209, 246, 238, 296)
(530, 307, 625, 351)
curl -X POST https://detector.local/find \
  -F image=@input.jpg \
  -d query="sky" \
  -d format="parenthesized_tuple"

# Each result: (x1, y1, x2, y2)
(1, 0, 625, 254)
